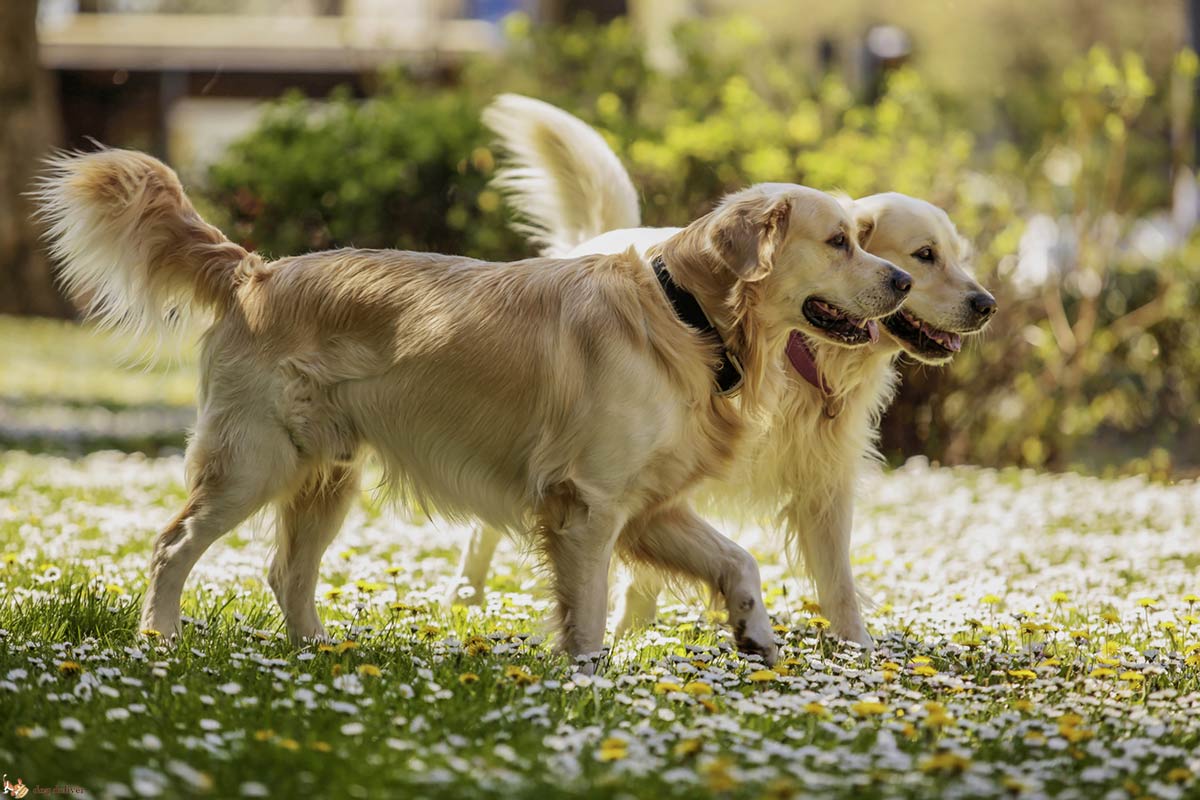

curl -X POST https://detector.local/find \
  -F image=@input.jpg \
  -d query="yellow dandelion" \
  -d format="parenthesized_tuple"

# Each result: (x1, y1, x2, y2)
(1185, 654, 1200, 667)
(920, 752, 971, 774)
(458, 672, 479, 685)
(1118, 671, 1144, 682)
(317, 643, 336, 653)
(1050, 591, 1070, 603)
(880, 661, 901, 671)
(698, 698, 719, 713)
(851, 700, 888, 716)
(654, 681, 683, 694)
(802, 702, 830, 718)
(1183, 594, 1200, 604)
(683, 681, 713, 696)
(673, 738, 702, 757)
(104, 583, 125, 595)
(597, 737, 628, 762)
(335, 641, 358, 654)
(309, 740, 332, 753)
(1167, 767, 1193, 783)
(385, 565, 404, 576)
(1089, 667, 1116, 678)
(323, 586, 344, 599)
(912, 665, 938, 677)
(703, 758, 736, 793)
(357, 664, 382, 678)
(504, 665, 537, 685)
(1137, 597, 1157, 608)
(1, 553, 17, 565)
(58, 661, 84, 676)
(278, 738, 301, 751)
(1012, 699, 1034, 712)
(139, 628, 162, 638)
(808, 616, 831, 630)
(354, 580, 386, 594)
(981, 594, 1002, 606)
(1007, 669, 1037, 680)
(254, 729, 274, 741)
(747, 669, 776, 683)
(1100, 610, 1121, 624)
(910, 655, 932, 664)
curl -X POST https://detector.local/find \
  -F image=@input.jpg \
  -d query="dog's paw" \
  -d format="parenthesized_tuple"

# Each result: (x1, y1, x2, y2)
(833, 623, 874, 652)
(735, 631, 779, 667)
(444, 581, 485, 609)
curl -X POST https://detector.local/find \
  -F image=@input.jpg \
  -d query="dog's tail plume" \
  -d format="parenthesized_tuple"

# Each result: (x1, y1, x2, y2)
(484, 94, 641, 256)
(34, 148, 256, 338)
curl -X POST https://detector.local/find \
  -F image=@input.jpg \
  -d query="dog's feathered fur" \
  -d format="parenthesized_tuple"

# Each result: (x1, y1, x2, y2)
(485, 94, 641, 256)
(452, 96, 994, 646)
(37, 148, 910, 665)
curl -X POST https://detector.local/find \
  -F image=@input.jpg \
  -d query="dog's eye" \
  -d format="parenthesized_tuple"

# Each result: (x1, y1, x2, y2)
(827, 232, 848, 251)
(913, 246, 936, 263)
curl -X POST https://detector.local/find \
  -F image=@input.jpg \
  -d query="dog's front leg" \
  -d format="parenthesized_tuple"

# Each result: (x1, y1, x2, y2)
(542, 501, 624, 674)
(445, 524, 504, 607)
(784, 483, 872, 648)
(612, 565, 664, 639)
(619, 506, 778, 665)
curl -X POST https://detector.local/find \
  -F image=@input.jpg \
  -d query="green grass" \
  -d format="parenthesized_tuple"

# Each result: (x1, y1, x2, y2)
(1, 450, 1198, 799)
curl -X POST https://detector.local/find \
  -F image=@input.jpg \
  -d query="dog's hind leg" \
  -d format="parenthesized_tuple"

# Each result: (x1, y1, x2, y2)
(784, 483, 871, 648)
(612, 565, 663, 639)
(141, 418, 302, 638)
(269, 462, 361, 643)
(619, 506, 778, 665)
(445, 524, 504, 608)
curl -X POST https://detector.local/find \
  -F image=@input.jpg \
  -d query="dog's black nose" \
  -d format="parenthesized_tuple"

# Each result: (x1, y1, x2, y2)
(970, 292, 997, 318)
(891, 269, 913, 294)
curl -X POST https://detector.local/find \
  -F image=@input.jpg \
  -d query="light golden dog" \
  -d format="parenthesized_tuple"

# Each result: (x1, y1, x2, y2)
(36, 148, 913, 666)
(450, 95, 997, 648)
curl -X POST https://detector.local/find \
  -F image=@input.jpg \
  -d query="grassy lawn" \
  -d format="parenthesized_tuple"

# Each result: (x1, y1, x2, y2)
(1, 320, 1199, 798)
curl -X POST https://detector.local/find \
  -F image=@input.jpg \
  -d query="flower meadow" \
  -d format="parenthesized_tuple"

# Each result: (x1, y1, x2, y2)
(1, 450, 1198, 800)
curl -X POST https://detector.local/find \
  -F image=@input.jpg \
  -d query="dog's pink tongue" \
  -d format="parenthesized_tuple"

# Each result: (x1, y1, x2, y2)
(868, 320, 879, 344)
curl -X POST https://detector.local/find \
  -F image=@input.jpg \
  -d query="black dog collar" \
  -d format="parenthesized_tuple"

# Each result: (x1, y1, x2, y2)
(651, 255, 744, 396)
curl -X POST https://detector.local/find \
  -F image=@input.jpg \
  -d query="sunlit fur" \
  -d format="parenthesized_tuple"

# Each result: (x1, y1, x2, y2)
(454, 96, 994, 648)
(36, 148, 907, 666)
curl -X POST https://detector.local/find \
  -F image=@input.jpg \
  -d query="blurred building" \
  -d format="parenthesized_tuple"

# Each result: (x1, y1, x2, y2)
(37, 0, 527, 173)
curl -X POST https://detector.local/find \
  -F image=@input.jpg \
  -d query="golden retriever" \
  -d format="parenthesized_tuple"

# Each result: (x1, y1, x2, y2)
(36, 148, 914, 666)
(450, 95, 996, 649)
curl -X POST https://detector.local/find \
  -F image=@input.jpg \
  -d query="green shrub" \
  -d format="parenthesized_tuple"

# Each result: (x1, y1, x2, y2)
(205, 17, 1199, 474)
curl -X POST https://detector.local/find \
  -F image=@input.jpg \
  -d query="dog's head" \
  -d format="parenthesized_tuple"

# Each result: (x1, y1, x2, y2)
(706, 183, 913, 348)
(852, 193, 997, 364)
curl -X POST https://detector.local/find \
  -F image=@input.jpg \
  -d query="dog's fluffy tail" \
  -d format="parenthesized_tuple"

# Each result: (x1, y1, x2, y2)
(484, 94, 641, 256)
(34, 148, 255, 337)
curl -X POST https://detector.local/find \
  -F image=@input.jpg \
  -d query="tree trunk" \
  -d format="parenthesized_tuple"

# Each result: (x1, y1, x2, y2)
(0, 0, 71, 317)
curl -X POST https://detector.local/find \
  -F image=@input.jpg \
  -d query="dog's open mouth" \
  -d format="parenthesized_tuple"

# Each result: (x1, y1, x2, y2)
(883, 308, 962, 358)
(801, 298, 880, 346)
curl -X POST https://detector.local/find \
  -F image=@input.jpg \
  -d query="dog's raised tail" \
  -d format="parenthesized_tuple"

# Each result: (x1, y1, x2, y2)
(484, 94, 640, 256)
(34, 148, 254, 337)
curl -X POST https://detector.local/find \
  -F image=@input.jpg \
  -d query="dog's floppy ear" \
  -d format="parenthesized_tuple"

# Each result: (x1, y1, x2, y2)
(711, 196, 791, 283)
(855, 210, 877, 249)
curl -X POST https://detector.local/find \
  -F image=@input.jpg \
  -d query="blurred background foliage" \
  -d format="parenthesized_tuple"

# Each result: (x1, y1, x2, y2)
(204, 13, 1200, 476)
